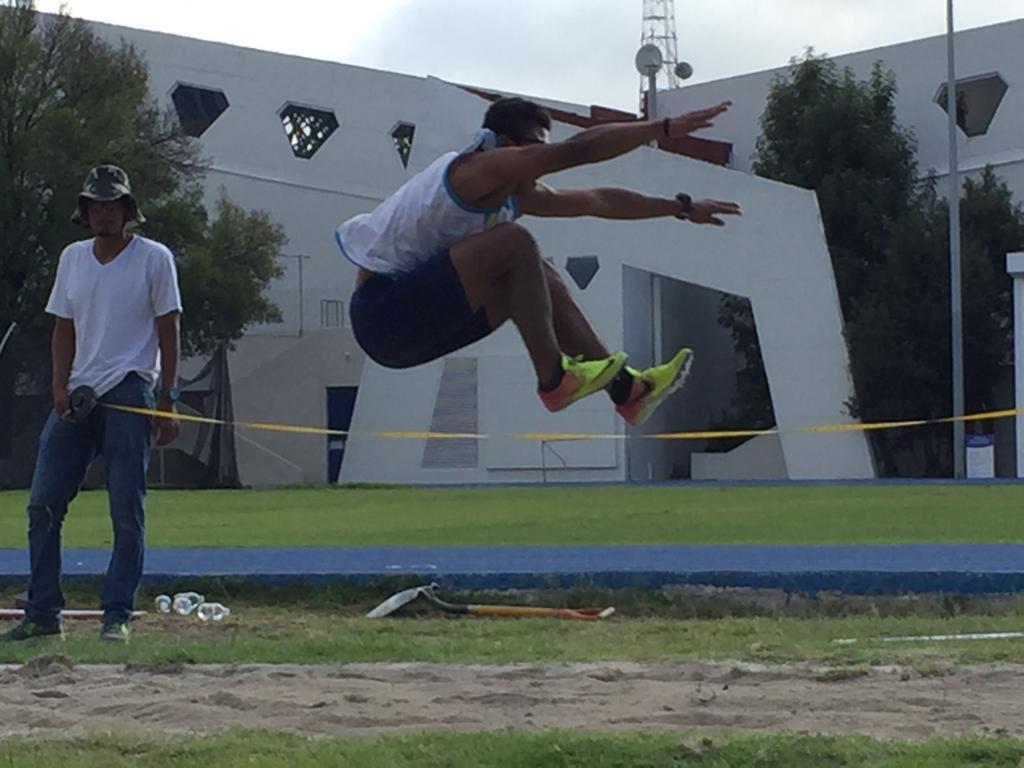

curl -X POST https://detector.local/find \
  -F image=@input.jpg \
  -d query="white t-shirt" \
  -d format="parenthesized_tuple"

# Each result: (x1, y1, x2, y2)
(46, 236, 182, 397)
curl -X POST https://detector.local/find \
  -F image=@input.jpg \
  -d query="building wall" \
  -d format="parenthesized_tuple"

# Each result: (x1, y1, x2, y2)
(660, 19, 1023, 476)
(87, 22, 510, 484)
(659, 19, 1024, 185)
(342, 140, 875, 483)
(228, 329, 364, 486)
(88, 20, 874, 485)
(621, 268, 746, 481)
(692, 434, 788, 481)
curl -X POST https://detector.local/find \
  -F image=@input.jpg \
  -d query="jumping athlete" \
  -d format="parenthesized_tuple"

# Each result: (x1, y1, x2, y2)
(336, 97, 740, 425)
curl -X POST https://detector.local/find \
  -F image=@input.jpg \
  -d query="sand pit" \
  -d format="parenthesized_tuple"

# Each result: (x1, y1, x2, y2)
(1, 658, 1022, 740)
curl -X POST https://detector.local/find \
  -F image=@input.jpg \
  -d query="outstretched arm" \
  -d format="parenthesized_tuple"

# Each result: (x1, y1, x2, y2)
(559, 100, 731, 166)
(449, 101, 732, 206)
(520, 183, 742, 226)
(520, 184, 679, 219)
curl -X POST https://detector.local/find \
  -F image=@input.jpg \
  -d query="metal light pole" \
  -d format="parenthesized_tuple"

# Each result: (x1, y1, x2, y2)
(946, 0, 965, 478)
(646, 69, 663, 366)
(635, 44, 663, 117)
(635, 44, 666, 371)
(646, 70, 658, 121)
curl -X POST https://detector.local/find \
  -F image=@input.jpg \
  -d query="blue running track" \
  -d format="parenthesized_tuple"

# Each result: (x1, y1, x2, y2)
(2, 544, 1024, 594)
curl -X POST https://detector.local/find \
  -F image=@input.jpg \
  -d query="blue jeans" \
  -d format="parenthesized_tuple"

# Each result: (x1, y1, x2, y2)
(25, 373, 154, 625)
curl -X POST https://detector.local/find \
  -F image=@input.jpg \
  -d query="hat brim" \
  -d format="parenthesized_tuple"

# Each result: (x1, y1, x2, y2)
(71, 194, 146, 226)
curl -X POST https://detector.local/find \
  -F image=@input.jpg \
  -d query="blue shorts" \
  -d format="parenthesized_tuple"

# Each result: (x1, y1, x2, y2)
(349, 250, 493, 368)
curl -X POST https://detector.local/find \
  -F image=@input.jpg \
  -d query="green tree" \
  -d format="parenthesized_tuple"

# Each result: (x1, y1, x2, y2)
(0, 1, 200, 470)
(168, 194, 286, 358)
(0, 2, 286, 483)
(0, 1, 201, 341)
(728, 50, 1024, 476)
(843, 179, 952, 474)
(753, 52, 919, 323)
(959, 168, 1024, 414)
(717, 52, 919, 450)
(1, 2, 287, 353)
(847, 169, 1024, 475)
(708, 294, 774, 449)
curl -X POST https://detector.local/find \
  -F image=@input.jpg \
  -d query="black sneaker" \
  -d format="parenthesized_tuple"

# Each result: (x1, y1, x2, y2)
(99, 621, 130, 643)
(0, 618, 64, 642)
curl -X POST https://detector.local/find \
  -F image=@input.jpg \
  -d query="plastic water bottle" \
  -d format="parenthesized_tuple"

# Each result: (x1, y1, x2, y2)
(154, 595, 172, 613)
(197, 602, 231, 622)
(172, 592, 204, 615)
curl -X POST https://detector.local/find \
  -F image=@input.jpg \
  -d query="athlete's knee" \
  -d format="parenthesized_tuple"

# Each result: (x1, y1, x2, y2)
(542, 259, 567, 286)
(540, 259, 571, 298)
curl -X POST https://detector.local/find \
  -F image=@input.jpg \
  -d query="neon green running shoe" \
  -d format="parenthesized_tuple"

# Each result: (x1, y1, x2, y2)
(538, 352, 628, 413)
(616, 348, 694, 426)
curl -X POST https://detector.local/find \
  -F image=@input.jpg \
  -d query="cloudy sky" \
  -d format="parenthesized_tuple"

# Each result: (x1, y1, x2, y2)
(34, 0, 1022, 112)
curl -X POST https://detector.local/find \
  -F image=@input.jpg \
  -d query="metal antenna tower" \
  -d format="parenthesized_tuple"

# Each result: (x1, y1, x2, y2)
(639, 0, 682, 110)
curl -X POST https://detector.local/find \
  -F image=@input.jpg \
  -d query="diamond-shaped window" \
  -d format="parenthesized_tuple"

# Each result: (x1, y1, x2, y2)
(279, 104, 338, 159)
(935, 73, 1008, 137)
(566, 256, 600, 290)
(390, 122, 415, 169)
(171, 84, 229, 137)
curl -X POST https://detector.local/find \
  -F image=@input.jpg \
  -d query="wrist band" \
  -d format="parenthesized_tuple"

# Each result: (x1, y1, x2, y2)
(662, 117, 671, 138)
(675, 192, 693, 216)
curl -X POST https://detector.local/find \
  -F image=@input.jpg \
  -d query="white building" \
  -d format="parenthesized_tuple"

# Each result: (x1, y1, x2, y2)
(660, 19, 1023, 195)
(85, 19, 877, 487)
(659, 18, 1024, 475)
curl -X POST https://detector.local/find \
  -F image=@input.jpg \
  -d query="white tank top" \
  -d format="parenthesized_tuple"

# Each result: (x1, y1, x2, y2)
(335, 130, 519, 275)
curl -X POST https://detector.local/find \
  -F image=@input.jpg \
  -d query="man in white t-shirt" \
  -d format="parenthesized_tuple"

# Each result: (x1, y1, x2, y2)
(1, 165, 182, 644)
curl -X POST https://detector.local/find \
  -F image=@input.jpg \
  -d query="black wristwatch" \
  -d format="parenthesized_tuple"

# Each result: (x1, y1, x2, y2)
(158, 386, 180, 403)
(675, 193, 694, 218)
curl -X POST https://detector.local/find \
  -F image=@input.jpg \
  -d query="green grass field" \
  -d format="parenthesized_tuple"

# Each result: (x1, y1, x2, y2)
(4, 484, 1024, 766)
(2, 484, 1024, 547)
(3, 731, 1024, 768)
(2, 609, 1024, 666)
(2, 578, 1024, 667)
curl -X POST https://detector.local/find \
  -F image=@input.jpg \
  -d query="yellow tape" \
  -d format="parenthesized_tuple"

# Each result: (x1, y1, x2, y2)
(801, 419, 928, 433)
(651, 428, 777, 440)
(110, 405, 351, 436)
(515, 432, 625, 442)
(942, 408, 1019, 423)
(104, 403, 1024, 442)
(373, 430, 487, 440)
